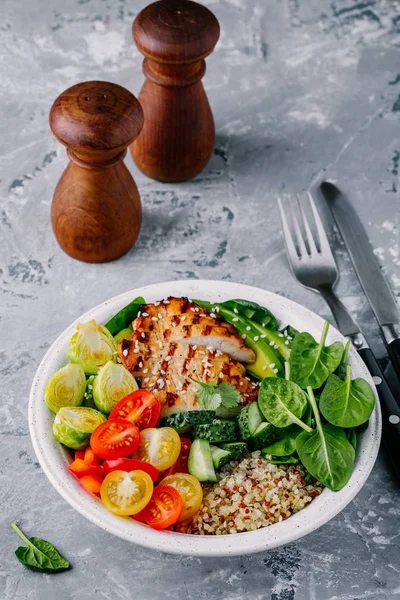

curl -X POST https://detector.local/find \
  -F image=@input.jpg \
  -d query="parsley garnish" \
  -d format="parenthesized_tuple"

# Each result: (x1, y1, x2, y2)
(192, 379, 241, 411)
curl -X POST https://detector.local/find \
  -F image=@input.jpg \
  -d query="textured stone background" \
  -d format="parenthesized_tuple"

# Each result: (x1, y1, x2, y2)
(1, 0, 400, 598)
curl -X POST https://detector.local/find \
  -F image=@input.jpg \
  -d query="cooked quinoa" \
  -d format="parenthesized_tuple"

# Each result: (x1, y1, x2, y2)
(174, 451, 323, 535)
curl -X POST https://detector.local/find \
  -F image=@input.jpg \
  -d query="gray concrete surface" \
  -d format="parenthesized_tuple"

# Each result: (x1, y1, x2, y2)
(1, 0, 400, 598)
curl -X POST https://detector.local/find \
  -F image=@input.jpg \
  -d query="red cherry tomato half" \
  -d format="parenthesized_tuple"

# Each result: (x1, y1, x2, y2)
(90, 418, 140, 460)
(109, 390, 161, 430)
(161, 437, 192, 477)
(136, 485, 182, 530)
(80, 474, 103, 495)
(75, 450, 86, 461)
(84, 446, 102, 466)
(103, 458, 159, 482)
(69, 458, 104, 478)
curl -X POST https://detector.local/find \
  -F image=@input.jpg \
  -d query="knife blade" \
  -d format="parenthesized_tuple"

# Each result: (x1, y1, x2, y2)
(320, 181, 400, 381)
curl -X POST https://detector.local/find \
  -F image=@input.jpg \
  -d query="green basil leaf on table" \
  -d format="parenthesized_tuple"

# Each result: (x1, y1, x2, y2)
(290, 321, 344, 389)
(319, 365, 375, 428)
(104, 296, 145, 336)
(11, 523, 70, 573)
(296, 388, 355, 491)
(258, 378, 312, 432)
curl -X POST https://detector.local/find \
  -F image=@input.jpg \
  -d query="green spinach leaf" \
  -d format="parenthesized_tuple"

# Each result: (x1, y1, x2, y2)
(319, 365, 375, 428)
(346, 428, 357, 450)
(105, 296, 145, 336)
(258, 378, 312, 432)
(262, 424, 301, 456)
(290, 321, 344, 389)
(11, 523, 70, 573)
(261, 453, 299, 465)
(336, 339, 351, 380)
(296, 388, 355, 491)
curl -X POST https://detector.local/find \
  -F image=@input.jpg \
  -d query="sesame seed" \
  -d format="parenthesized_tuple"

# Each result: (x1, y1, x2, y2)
(232, 317, 239, 322)
(269, 363, 275, 368)
(273, 368, 279, 374)
(233, 308, 239, 314)
(246, 326, 251, 331)
(242, 334, 247, 340)
(142, 312, 149, 317)
(262, 365, 267, 371)
(269, 341, 274, 347)
(152, 317, 158, 321)
(285, 341, 290, 345)
(165, 356, 172, 362)
(210, 313, 217, 319)
(278, 333, 284, 337)
(141, 332, 146, 339)
(253, 336, 259, 341)
(143, 368, 148, 373)
(138, 361, 143, 368)
(260, 334, 266, 339)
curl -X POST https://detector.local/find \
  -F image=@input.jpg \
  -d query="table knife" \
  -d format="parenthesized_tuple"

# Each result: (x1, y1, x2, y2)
(320, 181, 400, 382)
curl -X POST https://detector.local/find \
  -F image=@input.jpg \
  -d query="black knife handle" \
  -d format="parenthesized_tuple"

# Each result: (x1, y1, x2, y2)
(358, 347, 400, 479)
(387, 338, 400, 383)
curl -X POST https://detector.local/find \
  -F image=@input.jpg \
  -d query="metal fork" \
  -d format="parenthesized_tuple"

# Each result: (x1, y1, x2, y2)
(278, 192, 400, 479)
(277, 192, 361, 342)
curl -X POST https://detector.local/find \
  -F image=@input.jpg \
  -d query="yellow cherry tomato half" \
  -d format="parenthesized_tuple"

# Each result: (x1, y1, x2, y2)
(136, 427, 181, 471)
(160, 473, 203, 521)
(100, 469, 153, 516)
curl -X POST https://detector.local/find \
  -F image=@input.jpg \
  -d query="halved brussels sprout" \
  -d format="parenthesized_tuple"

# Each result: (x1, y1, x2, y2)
(114, 327, 133, 345)
(68, 320, 117, 375)
(44, 363, 86, 414)
(93, 361, 138, 414)
(53, 406, 106, 450)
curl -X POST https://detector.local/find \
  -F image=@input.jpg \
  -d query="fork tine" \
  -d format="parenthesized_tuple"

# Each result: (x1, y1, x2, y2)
(297, 193, 319, 255)
(277, 197, 300, 261)
(307, 192, 335, 258)
(290, 202, 308, 258)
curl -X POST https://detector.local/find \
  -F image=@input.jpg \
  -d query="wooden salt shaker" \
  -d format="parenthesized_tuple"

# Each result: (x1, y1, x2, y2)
(131, 0, 220, 182)
(49, 81, 144, 263)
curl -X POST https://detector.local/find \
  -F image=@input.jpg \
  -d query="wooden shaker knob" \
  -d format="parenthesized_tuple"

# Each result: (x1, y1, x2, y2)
(49, 81, 144, 263)
(131, 0, 220, 182)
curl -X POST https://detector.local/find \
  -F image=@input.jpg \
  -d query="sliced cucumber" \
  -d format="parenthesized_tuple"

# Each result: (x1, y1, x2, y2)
(160, 410, 215, 433)
(210, 445, 231, 470)
(249, 422, 278, 450)
(238, 402, 263, 440)
(215, 405, 241, 419)
(219, 442, 248, 459)
(192, 419, 238, 443)
(188, 439, 218, 482)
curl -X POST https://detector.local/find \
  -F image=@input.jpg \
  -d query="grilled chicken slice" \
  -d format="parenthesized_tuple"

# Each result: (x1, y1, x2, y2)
(118, 296, 259, 417)
(135, 297, 254, 363)
(161, 316, 254, 363)
(119, 338, 259, 417)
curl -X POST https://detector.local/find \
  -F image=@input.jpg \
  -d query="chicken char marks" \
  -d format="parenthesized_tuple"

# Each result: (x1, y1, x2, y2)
(118, 296, 259, 417)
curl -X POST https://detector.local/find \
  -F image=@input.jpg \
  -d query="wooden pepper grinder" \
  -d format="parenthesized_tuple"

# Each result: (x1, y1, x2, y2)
(131, 0, 220, 182)
(49, 81, 144, 263)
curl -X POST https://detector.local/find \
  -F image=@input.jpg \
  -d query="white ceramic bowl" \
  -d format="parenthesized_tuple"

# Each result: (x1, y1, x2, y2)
(29, 280, 381, 557)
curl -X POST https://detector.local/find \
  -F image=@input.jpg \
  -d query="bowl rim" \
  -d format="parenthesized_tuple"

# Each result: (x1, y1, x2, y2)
(28, 279, 382, 557)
